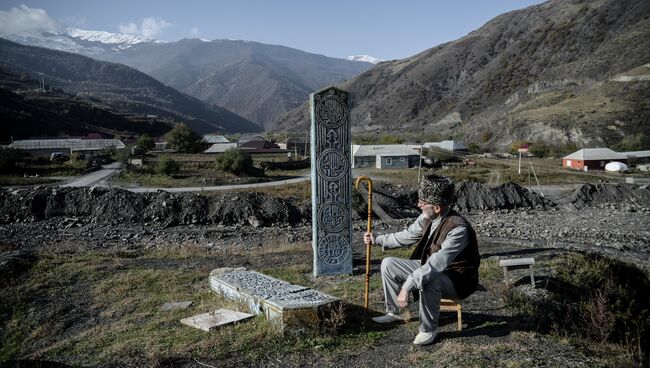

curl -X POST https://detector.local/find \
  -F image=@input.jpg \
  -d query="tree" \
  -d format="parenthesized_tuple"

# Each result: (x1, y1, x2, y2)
(215, 148, 253, 175)
(0, 148, 28, 173)
(136, 134, 156, 152)
(165, 124, 206, 153)
(156, 156, 180, 176)
(480, 130, 493, 143)
(615, 133, 649, 152)
(529, 142, 550, 158)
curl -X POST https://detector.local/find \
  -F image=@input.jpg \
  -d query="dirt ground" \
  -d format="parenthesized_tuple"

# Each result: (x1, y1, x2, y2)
(1, 182, 649, 367)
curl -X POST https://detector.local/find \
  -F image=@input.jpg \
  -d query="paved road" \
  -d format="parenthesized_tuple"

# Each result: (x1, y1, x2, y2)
(58, 162, 310, 192)
(61, 162, 122, 188)
(125, 175, 310, 193)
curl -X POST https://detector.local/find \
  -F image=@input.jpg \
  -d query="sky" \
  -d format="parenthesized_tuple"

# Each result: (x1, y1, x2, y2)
(0, 1, 545, 60)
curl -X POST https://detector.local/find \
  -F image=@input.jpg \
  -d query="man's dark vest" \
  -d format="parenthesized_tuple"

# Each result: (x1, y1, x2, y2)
(409, 210, 480, 299)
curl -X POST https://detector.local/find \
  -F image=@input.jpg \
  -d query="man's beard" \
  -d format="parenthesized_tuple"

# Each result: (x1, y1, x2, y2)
(423, 207, 437, 220)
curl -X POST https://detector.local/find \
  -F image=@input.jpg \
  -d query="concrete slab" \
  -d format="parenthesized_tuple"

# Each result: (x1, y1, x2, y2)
(180, 308, 254, 332)
(210, 268, 341, 335)
(160, 301, 192, 311)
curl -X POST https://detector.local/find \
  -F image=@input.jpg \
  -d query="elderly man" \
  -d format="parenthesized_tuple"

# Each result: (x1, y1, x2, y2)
(364, 174, 479, 346)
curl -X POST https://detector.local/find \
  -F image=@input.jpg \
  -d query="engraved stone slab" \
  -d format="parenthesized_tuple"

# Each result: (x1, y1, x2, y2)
(310, 86, 352, 276)
(210, 268, 341, 335)
(160, 301, 193, 311)
(180, 308, 253, 332)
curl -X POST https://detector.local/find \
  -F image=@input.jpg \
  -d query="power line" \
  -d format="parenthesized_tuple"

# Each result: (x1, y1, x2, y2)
(422, 146, 632, 182)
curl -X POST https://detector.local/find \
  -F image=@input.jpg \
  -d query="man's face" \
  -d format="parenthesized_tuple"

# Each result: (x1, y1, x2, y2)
(418, 199, 438, 219)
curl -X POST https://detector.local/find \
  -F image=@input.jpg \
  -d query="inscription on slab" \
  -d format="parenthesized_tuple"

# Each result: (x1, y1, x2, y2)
(210, 268, 341, 335)
(310, 86, 352, 276)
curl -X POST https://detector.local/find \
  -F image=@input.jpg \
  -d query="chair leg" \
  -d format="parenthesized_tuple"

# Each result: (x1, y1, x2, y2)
(457, 304, 462, 331)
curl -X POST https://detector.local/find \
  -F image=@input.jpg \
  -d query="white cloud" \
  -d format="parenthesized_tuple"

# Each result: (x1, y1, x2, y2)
(119, 17, 170, 38)
(190, 27, 200, 36)
(118, 22, 139, 34)
(0, 5, 61, 35)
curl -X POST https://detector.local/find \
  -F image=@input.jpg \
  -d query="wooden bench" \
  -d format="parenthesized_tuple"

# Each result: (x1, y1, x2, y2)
(499, 257, 535, 287)
(440, 298, 462, 331)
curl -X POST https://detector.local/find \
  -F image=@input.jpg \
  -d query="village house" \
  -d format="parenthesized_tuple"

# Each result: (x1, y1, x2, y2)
(562, 148, 650, 170)
(352, 144, 421, 169)
(277, 137, 310, 156)
(423, 140, 469, 153)
(8, 138, 125, 158)
(238, 135, 286, 154)
(202, 134, 237, 154)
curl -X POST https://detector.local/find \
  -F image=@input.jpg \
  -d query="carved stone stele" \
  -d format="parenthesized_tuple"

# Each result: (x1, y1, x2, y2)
(310, 86, 352, 276)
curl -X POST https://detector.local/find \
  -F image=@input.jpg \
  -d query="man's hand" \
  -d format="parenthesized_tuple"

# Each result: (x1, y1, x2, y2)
(363, 232, 375, 246)
(397, 288, 409, 308)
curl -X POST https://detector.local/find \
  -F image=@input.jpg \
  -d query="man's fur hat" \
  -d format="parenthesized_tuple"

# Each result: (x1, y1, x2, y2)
(418, 174, 455, 205)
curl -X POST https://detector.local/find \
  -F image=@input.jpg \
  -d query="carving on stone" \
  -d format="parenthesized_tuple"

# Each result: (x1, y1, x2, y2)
(315, 92, 347, 128)
(316, 149, 348, 180)
(317, 234, 350, 265)
(317, 202, 348, 232)
(325, 182, 340, 202)
(311, 86, 352, 276)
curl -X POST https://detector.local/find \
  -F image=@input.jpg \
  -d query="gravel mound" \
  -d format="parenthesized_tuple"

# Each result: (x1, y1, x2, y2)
(0, 187, 301, 227)
(454, 181, 553, 212)
(569, 183, 650, 210)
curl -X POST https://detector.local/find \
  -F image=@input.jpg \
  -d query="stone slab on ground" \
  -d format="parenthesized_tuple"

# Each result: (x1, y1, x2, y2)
(180, 308, 254, 332)
(160, 301, 193, 311)
(210, 267, 341, 335)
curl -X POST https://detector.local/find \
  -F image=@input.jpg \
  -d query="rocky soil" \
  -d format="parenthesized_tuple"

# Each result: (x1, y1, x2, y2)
(1, 182, 648, 271)
(1, 181, 649, 367)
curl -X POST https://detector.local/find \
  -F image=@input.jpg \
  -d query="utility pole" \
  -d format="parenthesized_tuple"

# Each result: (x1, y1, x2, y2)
(418, 144, 424, 185)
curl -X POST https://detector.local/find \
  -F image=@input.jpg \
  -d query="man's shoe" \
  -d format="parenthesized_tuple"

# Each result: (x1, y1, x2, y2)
(413, 329, 438, 346)
(371, 310, 411, 324)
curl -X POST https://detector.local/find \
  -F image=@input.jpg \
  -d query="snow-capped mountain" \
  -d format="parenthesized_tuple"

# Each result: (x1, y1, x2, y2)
(2, 27, 161, 56)
(347, 55, 384, 64)
(64, 28, 155, 46)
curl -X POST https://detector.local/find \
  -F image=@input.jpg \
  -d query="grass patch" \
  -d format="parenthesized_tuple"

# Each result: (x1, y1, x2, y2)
(478, 258, 502, 283)
(493, 252, 650, 366)
(0, 175, 59, 186)
(0, 247, 396, 366)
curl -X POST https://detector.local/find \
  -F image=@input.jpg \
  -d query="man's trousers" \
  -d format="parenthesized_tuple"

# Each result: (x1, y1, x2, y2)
(380, 256, 459, 333)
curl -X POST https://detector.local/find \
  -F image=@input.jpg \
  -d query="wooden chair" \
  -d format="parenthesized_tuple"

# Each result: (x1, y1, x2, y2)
(440, 298, 462, 331)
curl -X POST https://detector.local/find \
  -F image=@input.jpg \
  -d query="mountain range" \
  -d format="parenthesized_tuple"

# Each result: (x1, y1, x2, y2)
(0, 38, 261, 135)
(4, 30, 374, 129)
(273, 0, 650, 149)
(0, 68, 175, 141)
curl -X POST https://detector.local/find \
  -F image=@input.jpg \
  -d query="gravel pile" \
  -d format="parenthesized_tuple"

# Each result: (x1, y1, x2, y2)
(455, 181, 554, 212)
(568, 183, 650, 210)
(0, 187, 303, 227)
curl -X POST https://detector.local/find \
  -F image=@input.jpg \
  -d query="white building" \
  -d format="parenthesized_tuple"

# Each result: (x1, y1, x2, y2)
(9, 139, 125, 158)
(352, 145, 421, 169)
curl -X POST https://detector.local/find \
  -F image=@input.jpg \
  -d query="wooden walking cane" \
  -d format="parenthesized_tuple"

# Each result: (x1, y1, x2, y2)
(354, 176, 373, 310)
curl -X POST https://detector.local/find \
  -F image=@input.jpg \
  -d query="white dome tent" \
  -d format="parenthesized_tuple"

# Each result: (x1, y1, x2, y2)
(605, 162, 629, 172)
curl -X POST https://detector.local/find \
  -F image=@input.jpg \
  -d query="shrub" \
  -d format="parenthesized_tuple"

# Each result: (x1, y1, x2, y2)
(215, 148, 253, 175)
(136, 134, 156, 152)
(507, 140, 529, 155)
(156, 157, 180, 176)
(480, 130, 493, 143)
